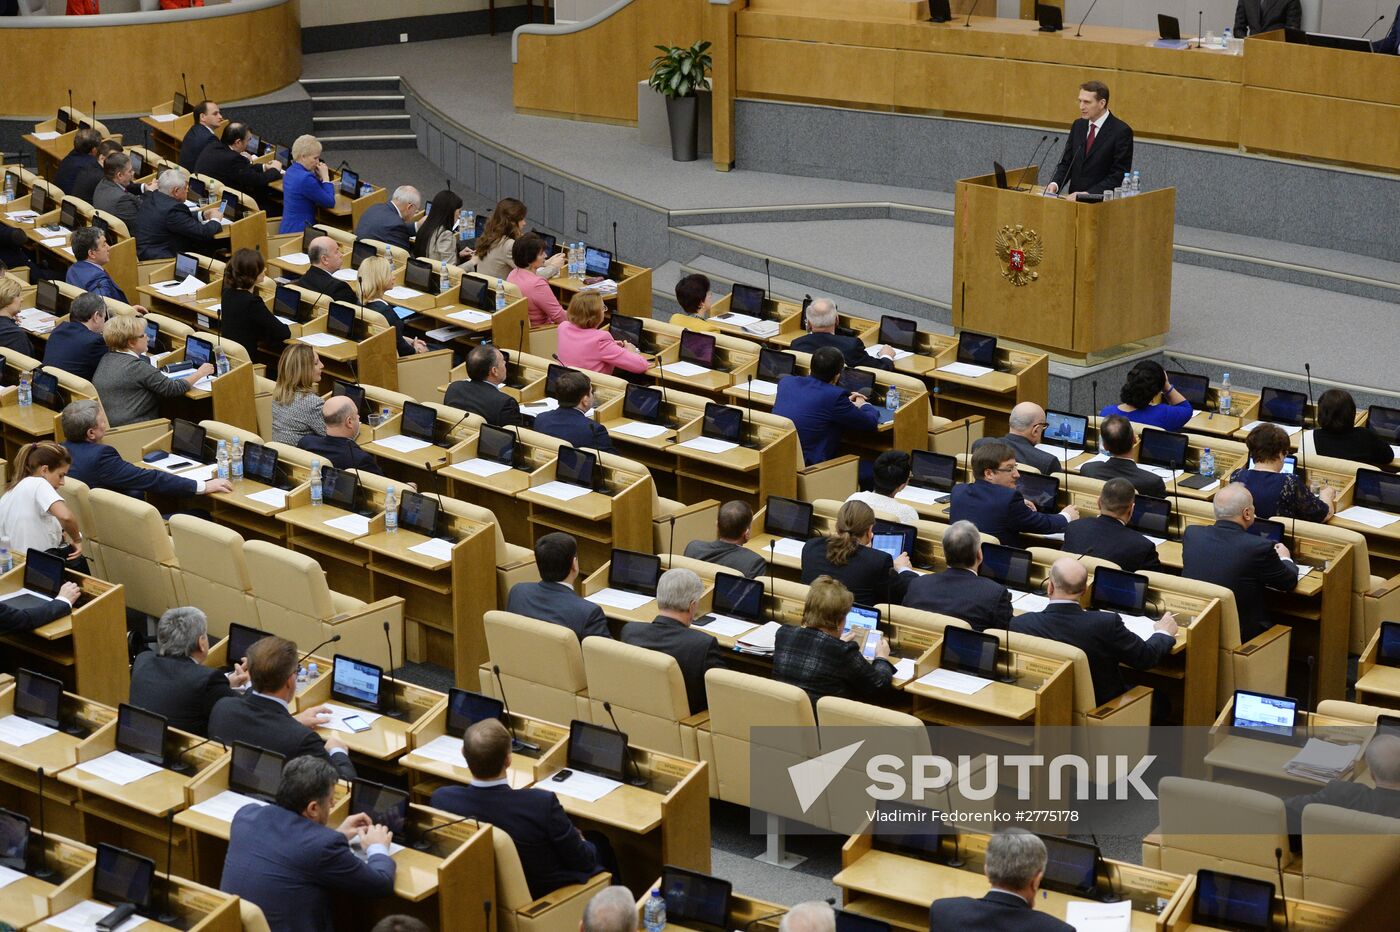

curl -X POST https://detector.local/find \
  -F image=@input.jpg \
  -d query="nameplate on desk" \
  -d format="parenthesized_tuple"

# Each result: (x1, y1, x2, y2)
(587, 588, 653, 611)
(385, 286, 425, 300)
(678, 436, 737, 454)
(936, 362, 993, 378)
(531, 480, 592, 502)
(323, 514, 371, 536)
(196, 314, 211, 329)
(694, 614, 760, 638)
(299, 332, 348, 348)
(375, 434, 433, 453)
(895, 486, 949, 506)
(660, 361, 709, 378)
(452, 458, 512, 478)
(770, 537, 806, 559)
(408, 734, 468, 768)
(189, 789, 266, 823)
(1336, 505, 1400, 529)
(323, 703, 381, 734)
(46, 900, 145, 932)
(449, 308, 491, 324)
(540, 769, 621, 803)
(0, 713, 56, 747)
(915, 668, 992, 695)
(75, 750, 163, 786)
(612, 421, 671, 439)
(408, 538, 456, 562)
(245, 488, 288, 508)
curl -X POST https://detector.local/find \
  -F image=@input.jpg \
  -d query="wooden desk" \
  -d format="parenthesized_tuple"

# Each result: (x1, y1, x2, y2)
(903, 633, 1073, 730)
(403, 704, 567, 799)
(1356, 627, 1400, 710)
(0, 567, 127, 707)
(0, 688, 114, 841)
(1160, 872, 1345, 931)
(278, 480, 390, 603)
(517, 445, 656, 573)
(0, 833, 94, 930)
(413, 284, 531, 358)
(27, 856, 240, 932)
(671, 408, 798, 508)
(1203, 702, 1373, 797)
(552, 261, 654, 322)
(440, 430, 557, 547)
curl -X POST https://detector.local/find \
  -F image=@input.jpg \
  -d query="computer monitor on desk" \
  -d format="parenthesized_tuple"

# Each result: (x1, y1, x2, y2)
(567, 720, 629, 783)
(1167, 371, 1210, 411)
(1230, 689, 1300, 745)
(660, 866, 732, 932)
(1192, 870, 1275, 932)
(229, 742, 284, 803)
(1259, 387, 1307, 428)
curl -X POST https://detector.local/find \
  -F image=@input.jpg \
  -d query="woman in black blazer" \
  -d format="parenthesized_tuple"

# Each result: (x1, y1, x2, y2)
(220, 249, 290, 375)
(1312, 388, 1394, 469)
(800, 500, 914, 605)
(772, 575, 895, 704)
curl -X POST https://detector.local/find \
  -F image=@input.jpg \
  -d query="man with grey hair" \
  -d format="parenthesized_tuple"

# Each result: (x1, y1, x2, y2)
(620, 567, 727, 714)
(44, 291, 111, 379)
(62, 399, 232, 501)
(928, 828, 1074, 931)
(791, 297, 896, 371)
(296, 234, 358, 304)
(129, 606, 249, 736)
(903, 520, 1012, 632)
(1285, 733, 1400, 852)
(355, 184, 422, 252)
(132, 167, 223, 259)
(1182, 482, 1298, 642)
(778, 901, 834, 932)
(972, 401, 1061, 476)
(581, 886, 638, 932)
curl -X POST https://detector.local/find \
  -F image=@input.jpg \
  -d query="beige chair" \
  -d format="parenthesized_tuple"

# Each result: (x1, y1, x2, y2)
(168, 515, 259, 639)
(238, 900, 272, 932)
(56, 478, 104, 581)
(1300, 805, 1400, 908)
(582, 637, 704, 760)
(491, 824, 611, 932)
(480, 611, 590, 726)
(1315, 699, 1396, 723)
(87, 488, 184, 617)
(930, 414, 985, 455)
(653, 491, 721, 560)
(795, 444, 859, 503)
(243, 540, 404, 669)
(253, 374, 275, 440)
(397, 347, 455, 403)
(1148, 776, 1295, 891)
(1293, 516, 1400, 656)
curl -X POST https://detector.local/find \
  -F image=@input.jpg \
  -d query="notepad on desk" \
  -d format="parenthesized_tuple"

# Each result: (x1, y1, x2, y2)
(323, 514, 371, 536)
(374, 434, 433, 453)
(279, 251, 311, 265)
(714, 311, 761, 328)
(678, 436, 737, 454)
(1011, 591, 1050, 613)
(40, 236, 67, 249)
(31, 130, 62, 140)
(150, 112, 180, 122)
(694, 614, 759, 638)
(46, 900, 146, 932)
(745, 320, 781, 338)
(75, 750, 163, 786)
(541, 769, 621, 803)
(189, 790, 266, 823)
(323, 703, 382, 734)
(736, 620, 783, 654)
(1064, 899, 1132, 932)
(299, 332, 349, 347)
(452, 458, 512, 477)
(660, 361, 709, 378)
(892, 658, 917, 685)
(915, 668, 992, 695)
(1242, 420, 1301, 437)
(587, 588, 653, 611)
(936, 361, 993, 378)
(332, 268, 358, 281)
(612, 421, 671, 439)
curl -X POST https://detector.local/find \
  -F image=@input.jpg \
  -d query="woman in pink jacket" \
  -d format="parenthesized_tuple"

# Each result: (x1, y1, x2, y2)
(556, 293, 649, 376)
(506, 233, 567, 327)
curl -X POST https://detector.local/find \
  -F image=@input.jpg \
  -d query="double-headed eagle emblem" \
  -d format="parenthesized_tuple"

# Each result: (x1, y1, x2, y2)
(994, 224, 1042, 286)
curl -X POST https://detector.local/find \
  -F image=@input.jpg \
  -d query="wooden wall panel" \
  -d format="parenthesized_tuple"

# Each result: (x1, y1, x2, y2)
(1240, 88, 1400, 172)
(736, 37, 899, 108)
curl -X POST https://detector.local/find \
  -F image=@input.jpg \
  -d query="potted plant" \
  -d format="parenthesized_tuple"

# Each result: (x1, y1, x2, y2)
(648, 40, 712, 162)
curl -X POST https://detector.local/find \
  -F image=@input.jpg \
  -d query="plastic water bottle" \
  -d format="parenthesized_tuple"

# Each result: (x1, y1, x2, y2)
(230, 435, 243, 480)
(310, 458, 323, 506)
(0, 535, 11, 573)
(495, 278, 507, 312)
(1218, 372, 1233, 416)
(1131, 170, 1141, 194)
(384, 485, 399, 534)
(573, 243, 584, 278)
(461, 209, 475, 242)
(1222, 26, 1232, 48)
(215, 346, 230, 376)
(886, 385, 901, 413)
(307, 662, 319, 681)
(439, 260, 452, 294)
(216, 439, 230, 480)
(381, 406, 391, 428)
(643, 891, 666, 932)
(1121, 172, 1132, 197)
(1199, 448, 1215, 479)
(297, 665, 307, 684)
(1, 174, 14, 204)
(17, 371, 31, 407)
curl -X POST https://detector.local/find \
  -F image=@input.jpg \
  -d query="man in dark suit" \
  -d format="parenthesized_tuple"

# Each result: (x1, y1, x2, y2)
(683, 500, 768, 578)
(972, 401, 1061, 476)
(1044, 80, 1133, 199)
(295, 236, 358, 304)
(903, 520, 1012, 631)
(193, 121, 284, 210)
(1284, 734, 1400, 851)
(1062, 478, 1163, 574)
(1234, 0, 1301, 36)
(208, 636, 357, 780)
(1080, 415, 1167, 497)
(65, 227, 143, 307)
(129, 607, 248, 736)
(772, 346, 879, 466)
(70, 139, 121, 205)
(221, 755, 396, 932)
(92, 153, 149, 228)
(353, 186, 421, 252)
(619, 568, 727, 714)
(444, 344, 522, 427)
(133, 168, 223, 260)
(790, 297, 894, 371)
(179, 100, 224, 171)
(1182, 483, 1299, 642)
(928, 829, 1074, 932)
(506, 532, 611, 640)
(44, 292, 109, 381)
(1011, 557, 1177, 706)
(429, 719, 608, 899)
(298, 396, 384, 475)
(0, 577, 79, 635)
(1376, 4, 1400, 53)
(54, 127, 102, 197)
(62, 399, 232, 501)
(950, 441, 1079, 546)
(532, 370, 615, 453)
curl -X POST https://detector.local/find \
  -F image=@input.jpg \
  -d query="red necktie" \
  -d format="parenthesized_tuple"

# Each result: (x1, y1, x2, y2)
(1085, 123, 1098, 155)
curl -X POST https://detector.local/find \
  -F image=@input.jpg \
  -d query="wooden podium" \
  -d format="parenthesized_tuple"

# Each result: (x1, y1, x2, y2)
(951, 167, 1173, 360)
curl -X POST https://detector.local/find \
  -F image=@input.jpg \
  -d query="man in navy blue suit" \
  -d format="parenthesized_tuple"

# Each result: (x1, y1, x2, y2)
(429, 719, 612, 899)
(61, 399, 232, 501)
(928, 829, 1074, 932)
(353, 186, 421, 252)
(221, 755, 397, 932)
(950, 441, 1078, 546)
(772, 346, 879, 467)
(65, 227, 146, 309)
(790, 297, 895, 371)
(532, 370, 616, 453)
(1375, 4, 1400, 53)
(297, 396, 385, 474)
(43, 292, 108, 381)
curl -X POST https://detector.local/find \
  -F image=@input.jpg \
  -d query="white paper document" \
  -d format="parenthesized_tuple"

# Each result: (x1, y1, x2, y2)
(612, 420, 671, 439)
(1011, 592, 1050, 613)
(425, 325, 470, 341)
(31, 130, 62, 140)
(1064, 899, 1132, 932)
(245, 488, 288, 508)
(149, 453, 202, 472)
(189, 790, 266, 823)
(299, 332, 348, 347)
(152, 274, 203, 296)
(937, 362, 993, 378)
(1297, 564, 1314, 579)
(532, 480, 592, 502)
(41, 236, 67, 248)
(1034, 443, 1079, 462)
(771, 537, 806, 559)
(915, 668, 992, 695)
(660, 361, 709, 378)
(322, 703, 382, 734)
(895, 486, 949, 506)
(0, 864, 25, 890)
(1285, 737, 1362, 782)
(374, 434, 433, 453)
(1140, 464, 1185, 480)
(331, 268, 358, 281)
(587, 588, 653, 611)
(1391, 445, 1400, 460)
(1119, 614, 1162, 642)
(892, 658, 917, 684)
(409, 538, 456, 562)
(45, 899, 148, 932)
(150, 112, 180, 122)
(323, 514, 371, 536)
(451, 458, 512, 477)
(678, 436, 738, 454)
(409, 734, 469, 768)
(385, 285, 424, 300)
(714, 311, 760, 328)
(0, 714, 56, 747)
(5, 209, 39, 221)
(1243, 420, 1302, 437)
(520, 398, 559, 416)
(736, 621, 783, 654)
(694, 614, 760, 638)
(75, 750, 162, 786)
(541, 769, 621, 803)
(449, 308, 491, 324)
(870, 344, 914, 361)
(736, 378, 778, 397)
(1337, 506, 1400, 529)
(580, 279, 618, 295)
(744, 319, 781, 338)
(279, 251, 311, 265)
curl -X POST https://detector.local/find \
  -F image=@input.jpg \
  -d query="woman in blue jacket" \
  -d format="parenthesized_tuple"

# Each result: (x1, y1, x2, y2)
(278, 134, 336, 233)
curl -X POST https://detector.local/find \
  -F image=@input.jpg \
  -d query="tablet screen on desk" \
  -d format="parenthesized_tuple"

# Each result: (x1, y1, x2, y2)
(447, 689, 506, 738)
(94, 844, 155, 909)
(1260, 386, 1307, 427)
(274, 284, 304, 321)
(910, 450, 957, 492)
(1090, 567, 1149, 616)
(1044, 410, 1086, 447)
(878, 314, 917, 352)
(332, 655, 384, 710)
(869, 800, 956, 864)
(957, 331, 997, 368)
(174, 253, 199, 282)
(459, 275, 492, 310)
(567, 720, 628, 782)
(351, 779, 409, 835)
(757, 348, 795, 382)
(1138, 428, 1189, 470)
(332, 380, 368, 418)
(841, 604, 880, 641)
(321, 466, 360, 512)
(872, 520, 916, 562)
(398, 489, 440, 537)
(840, 368, 875, 401)
(14, 668, 62, 726)
(1037, 834, 1099, 896)
(230, 742, 285, 801)
(59, 200, 81, 232)
(608, 549, 660, 597)
(713, 575, 764, 623)
(1129, 495, 1172, 536)
(729, 282, 764, 317)
(338, 169, 360, 197)
(584, 246, 611, 279)
(0, 808, 30, 871)
(1167, 371, 1210, 410)
(1247, 519, 1285, 544)
(22, 548, 66, 598)
(29, 183, 48, 215)
(977, 543, 1032, 590)
(1193, 870, 1275, 932)
(1015, 473, 1058, 512)
(404, 258, 435, 293)
(35, 281, 59, 314)
(326, 302, 358, 339)
(477, 425, 517, 466)
(184, 335, 213, 370)
(401, 401, 439, 443)
(225, 622, 269, 668)
(679, 330, 716, 368)
(1367, 404, 1400, 440)
(609, 315, 643, 349)
(1354, 470, 1400, 510)
(622, 384, 663, 424)
(1378, 622, 1400, 668)
(350, 238, 377, 270)
(764, 496, 813, 540)
(941, 627, 998, 680)
(660, 866, 732, 932)
(546, 363, 578, 400)
(1230, 689, 1298, 742)
(116, 703, 167, 762)
(29, 370, 65, 411)
(555, 446, 596, 490)
(702, 403, 743, 444)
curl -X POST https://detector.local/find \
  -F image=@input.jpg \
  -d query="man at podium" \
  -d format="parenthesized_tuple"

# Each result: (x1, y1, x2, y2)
(1043, 81, 1133, 200)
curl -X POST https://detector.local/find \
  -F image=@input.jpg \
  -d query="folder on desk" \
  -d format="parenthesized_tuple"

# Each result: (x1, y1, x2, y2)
(735, 621, 782, 655)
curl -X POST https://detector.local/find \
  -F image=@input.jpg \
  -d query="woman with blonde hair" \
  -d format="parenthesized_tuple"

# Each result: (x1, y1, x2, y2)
(0, 441, 88, 572)
(554, 292, 648, 376)
(0, 276, 35, 356)
(278, 134, 336, 234)
(357, 256, 427, 356)
(460, 196, 564, 281)
(271, 343, 326, 445)
(92, 314, 213, 427)
(799, 499, 913, 604)
(772, 575, 894, 703)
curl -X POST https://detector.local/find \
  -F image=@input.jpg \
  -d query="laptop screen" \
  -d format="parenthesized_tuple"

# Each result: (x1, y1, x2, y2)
(878, 315, 917, 352)
(35, 281, 58, 314)
(22, 549, 66, 598)
(229, 742, 285, 800)
(957, 331, 997, 367)
(1367, 404, 1400, 439)
(1355, 470, 1400, 509)
(401, 401, 438, 442)
(446, 688, 506, 738)
(116, 704, 166, 760)
(660, 867, 732, 931)
(713, 574, 764, 622)
(1166, 371, 1210, 410)
(0, 808, 29, 871)
(477, 425, 516, 466)
(94, 844, 155, 909)
(1259, 386, 1307, 427)
(765, 496, 813, 539)
(609, 314, 643, 348)
(702, 404, 743, 444)
(1193, 870, 1275, 932)
(872, 520, 916, 562)
(1016, 473, 1059, 512)
(910, 450, 957, 491)
(978, 543, 1032, 589)
(1038, 835, 1099, 895)
(609, 549, 661, 597)
(398, 489, 439, 537)
(623, 384, 664, 424)
(15, 668, 62, 724)
(1379, 621, 1400, 667)
(1231, 689, 1298, 741)
(567, 719, 628, 781)
(459, 276, 491, 310)
(584, 246, 611, 278)
(1129, 496, 1172, 536)
(1044, 410, 1086, 447)
(679, 330, 716, 368)
(338, 169, 360, 197)
(350, 779, 409, 836)
(729, 283, 764, 317)
(331, 655, 383, 709)
(1138, 429, 1189, 469)
(556, 446, 596, 489)
(941, 626, 998, 679)
(841, 368, 876, 400)
(757, 348, 795, 382)
(1091, 567, 1149, 615)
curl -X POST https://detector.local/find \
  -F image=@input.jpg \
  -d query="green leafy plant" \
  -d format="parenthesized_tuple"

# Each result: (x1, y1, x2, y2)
(648, 40, 713, 99)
